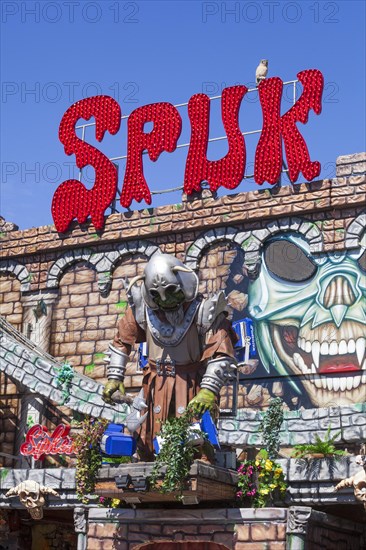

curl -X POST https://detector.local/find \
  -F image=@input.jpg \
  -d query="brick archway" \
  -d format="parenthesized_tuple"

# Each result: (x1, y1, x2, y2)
(133, 543, 231, 550)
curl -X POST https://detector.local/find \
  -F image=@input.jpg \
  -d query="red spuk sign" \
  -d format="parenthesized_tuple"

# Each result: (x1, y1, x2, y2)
(20, 424, 75, 461)
(52, 69, 324, 233)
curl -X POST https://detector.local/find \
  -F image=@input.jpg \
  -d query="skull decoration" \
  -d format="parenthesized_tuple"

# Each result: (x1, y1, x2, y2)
(128, 253, 199, 311)
(6, 480, 59, 519)
(248, 235, 366, 407)
(335, 455, 366, 509)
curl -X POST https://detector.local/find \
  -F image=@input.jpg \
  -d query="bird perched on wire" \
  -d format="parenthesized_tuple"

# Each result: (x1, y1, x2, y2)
(256, 59, 268, 86)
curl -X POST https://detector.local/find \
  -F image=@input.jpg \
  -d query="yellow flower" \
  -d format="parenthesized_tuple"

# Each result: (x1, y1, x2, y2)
(255, 460, 260, 466)
(259, 488, 269, 495)
(269, 484, 276, 489)
(258, 472, 265, 478)
(111, 499, 121, 508)
(265, 460, 273, 471)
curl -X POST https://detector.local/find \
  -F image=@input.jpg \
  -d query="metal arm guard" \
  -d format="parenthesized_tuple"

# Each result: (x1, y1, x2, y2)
(200, 356, 237, 395)
(105, 344, 129, 381)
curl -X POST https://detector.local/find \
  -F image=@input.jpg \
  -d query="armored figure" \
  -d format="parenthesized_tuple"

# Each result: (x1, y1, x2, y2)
(102, 253, 237, 457)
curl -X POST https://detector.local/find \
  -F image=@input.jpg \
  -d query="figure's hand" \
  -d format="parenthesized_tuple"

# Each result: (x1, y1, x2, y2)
(187, 389, 216, 416)
(102, 380, 125, 404)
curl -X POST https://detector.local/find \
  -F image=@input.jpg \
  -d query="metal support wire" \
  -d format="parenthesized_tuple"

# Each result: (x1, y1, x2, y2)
(77, 79, 299, 209)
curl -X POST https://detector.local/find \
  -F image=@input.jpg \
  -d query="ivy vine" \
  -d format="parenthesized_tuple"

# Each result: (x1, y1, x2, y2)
(73, 416, 107, 504)
(150, 411, 203, 500)
(259, 397, 284, 459)
(55, 363, 74, 405)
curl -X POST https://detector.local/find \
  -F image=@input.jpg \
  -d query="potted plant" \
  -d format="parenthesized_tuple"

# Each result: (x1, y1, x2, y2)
(291, 426, 348, 459)
(149, 410, 205, 499)
(236, 449, 287, 507)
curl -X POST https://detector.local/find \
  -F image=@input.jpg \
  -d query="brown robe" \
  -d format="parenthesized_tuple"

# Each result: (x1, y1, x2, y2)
(113, 304, 237, 457)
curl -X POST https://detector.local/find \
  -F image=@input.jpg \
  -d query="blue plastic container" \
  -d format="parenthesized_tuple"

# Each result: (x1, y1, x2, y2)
(101, 423, 137, 456)
(232, 317, 257, 362)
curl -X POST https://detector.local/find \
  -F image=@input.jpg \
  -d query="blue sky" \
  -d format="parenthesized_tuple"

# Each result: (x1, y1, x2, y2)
(1, 0, 365, 230)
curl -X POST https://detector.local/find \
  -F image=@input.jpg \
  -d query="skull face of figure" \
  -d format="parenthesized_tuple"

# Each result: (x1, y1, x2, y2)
(248, 234, 366, 407)
(18, 481, 45, 520)
(129, 254, 199, 311)
(354, 455, 366, 509)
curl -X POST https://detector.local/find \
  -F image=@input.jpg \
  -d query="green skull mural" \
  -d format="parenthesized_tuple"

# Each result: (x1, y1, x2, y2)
(248, 234, 366, 407)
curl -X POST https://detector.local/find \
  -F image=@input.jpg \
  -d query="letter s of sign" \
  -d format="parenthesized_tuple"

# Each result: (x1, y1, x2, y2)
(51, 96, 121, 232)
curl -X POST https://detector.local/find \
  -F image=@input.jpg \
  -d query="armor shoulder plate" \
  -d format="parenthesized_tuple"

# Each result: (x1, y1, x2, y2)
(197, 291, 229, 335)
(126, 281, 146, 330)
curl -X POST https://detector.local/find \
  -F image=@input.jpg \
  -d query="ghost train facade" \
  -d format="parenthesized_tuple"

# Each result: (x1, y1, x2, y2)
(0, 152, 366, 548)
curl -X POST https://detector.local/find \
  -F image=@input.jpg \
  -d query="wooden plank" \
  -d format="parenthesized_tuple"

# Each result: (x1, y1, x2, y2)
(96, 476, 236, 503)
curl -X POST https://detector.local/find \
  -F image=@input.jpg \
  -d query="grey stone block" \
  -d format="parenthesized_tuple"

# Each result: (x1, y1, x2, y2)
(200, 229, 216, 244)
(34, 382, 53, 398)
(342, 426, 366, 441)
(95, 257, 113, 273)
(46, 277, 58, 288)
(252, 228, 271, 242)
(35, 357, 54, 372)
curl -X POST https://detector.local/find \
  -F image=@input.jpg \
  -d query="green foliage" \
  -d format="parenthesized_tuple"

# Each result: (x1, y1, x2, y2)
(73, 416, 108, 504)
(150, 411, 203, 499)
(55, 363, 74, 404)
(237, 451, 287, 508)
(102, 456, 131, 465)
(292, 426, 347, 458)
(259, 397, 284, 459)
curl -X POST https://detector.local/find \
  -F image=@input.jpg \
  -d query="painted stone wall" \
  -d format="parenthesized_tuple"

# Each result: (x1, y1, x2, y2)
(0, 152, 365, 464)
(87, 508, 288, 550)
(0, 274, 24, 466)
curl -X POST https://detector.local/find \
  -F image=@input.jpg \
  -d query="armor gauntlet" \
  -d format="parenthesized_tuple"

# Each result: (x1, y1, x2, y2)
(200, 356, 237, 395)
(105, 344, 129, 381)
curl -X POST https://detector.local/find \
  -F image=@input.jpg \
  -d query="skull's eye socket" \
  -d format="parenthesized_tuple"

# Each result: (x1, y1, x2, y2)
(150, 290, 159, 299)
(20, 492, 26, 500)
(30, 492, 37, 499)
(264, 240, 317, 282)
(358, 250, 366, 272)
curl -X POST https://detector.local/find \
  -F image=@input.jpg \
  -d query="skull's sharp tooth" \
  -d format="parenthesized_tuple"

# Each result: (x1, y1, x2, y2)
(356, 338, 366, 368)
(311, 341, 320, 370)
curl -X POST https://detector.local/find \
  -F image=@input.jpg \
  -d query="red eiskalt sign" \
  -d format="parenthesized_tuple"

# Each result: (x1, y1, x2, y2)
(52, 69, 324, 232)
(20, 424, 75, 460)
